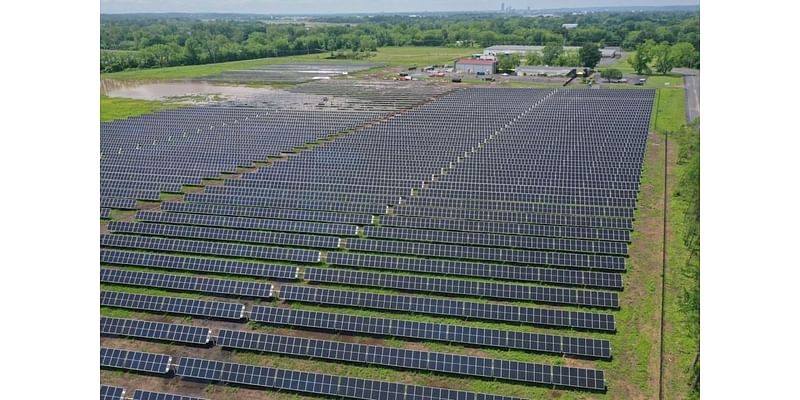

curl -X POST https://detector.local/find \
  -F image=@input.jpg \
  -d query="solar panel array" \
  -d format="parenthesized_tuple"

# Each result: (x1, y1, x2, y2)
(100, 105, 387, 213)
(304, 267, 619, 308)
(100, 347, 172, 374)
(100, 290, 245, 320)
(100, 317, 211, 344)
(176, 357, 527, 400)
(101, 87, 655, 397)
(217, 329, 605, 389)
(100, 385, 125, 400)
(249, 306, 611, 359)
(100, 268, 273, 298)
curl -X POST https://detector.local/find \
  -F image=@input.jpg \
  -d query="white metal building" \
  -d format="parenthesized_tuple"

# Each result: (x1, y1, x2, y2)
(516, 66, 578, 77)
(455, 59, 497, 75)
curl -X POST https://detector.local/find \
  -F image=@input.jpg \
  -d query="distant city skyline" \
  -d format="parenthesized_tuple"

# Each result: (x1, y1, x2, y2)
(100, 0, 699, 14)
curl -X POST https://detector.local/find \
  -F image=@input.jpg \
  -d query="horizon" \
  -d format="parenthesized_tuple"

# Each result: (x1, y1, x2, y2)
(100, 1, 699, 15)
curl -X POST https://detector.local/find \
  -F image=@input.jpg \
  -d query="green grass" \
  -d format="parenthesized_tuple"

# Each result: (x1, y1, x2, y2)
(662, 122, 700, 399)
(100, 95, 183, 122)
(101, 47, 475, 81)
(652, 88, 687, 133)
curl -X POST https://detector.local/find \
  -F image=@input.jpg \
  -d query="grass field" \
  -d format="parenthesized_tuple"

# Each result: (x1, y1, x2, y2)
(102, 47, 475, 81)
(100, 95, 184, 122)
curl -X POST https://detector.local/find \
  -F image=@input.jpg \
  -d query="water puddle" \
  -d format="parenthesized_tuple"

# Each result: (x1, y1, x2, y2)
(100, 79, 269, 102)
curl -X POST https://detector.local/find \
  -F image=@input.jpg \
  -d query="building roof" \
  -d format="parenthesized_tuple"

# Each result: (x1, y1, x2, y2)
(517, 65, 578, 72)
(456, 59, 497, 65)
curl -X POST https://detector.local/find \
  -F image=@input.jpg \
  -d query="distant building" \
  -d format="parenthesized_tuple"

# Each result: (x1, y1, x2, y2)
(455, 59, 497, 75)
(562, 23, 579, 29)
(516, 66, 578, 77)
(600, 47, 621, 58)
(484, 45, 619, 59)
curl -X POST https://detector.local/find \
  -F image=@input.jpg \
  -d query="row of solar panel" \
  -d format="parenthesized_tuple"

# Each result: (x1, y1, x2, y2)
(402, 196, 636, 219)
(403, 190, 637, 209)
(394, 206, 634, 230)
(107, 221, 342, 249)
(161, 201, 374, 225)
(347, 238, 626, 271)
(223, 178, 414, 196)
(101, 386, 204, 400)
(135, 210, 359, 236)
(279, 285, 616, 331)
(100, 279, 614, 331)
(185, 192, 387, 215)
(327, 252, 623, 289)
(132, 210, 626, 255)
(100, 234, 321, 263)
(363, 226, 629, 256)
(216, 329, 606, 389)
(100, 268, 273, 298)
(177, 357, 536, 398)
(101, 353, 603, 396)
(99, 317, 606, 386)
(101, 306, 598, 358)
(250, 306, 610, 358)
(304, 267, 619, 308)
(100, 249, 299, 279)
(427, 178, 639, 193)
(379, 215, 631, 243)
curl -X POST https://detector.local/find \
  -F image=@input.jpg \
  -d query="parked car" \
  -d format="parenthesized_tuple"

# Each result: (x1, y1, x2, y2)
(635, 78, 646, 86)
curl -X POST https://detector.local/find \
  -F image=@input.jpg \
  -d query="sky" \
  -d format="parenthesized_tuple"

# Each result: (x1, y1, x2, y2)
(100, 0, 699, 14)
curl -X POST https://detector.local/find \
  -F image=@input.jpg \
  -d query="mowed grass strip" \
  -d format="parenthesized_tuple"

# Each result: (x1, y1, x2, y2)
(101, 95, 183, 122)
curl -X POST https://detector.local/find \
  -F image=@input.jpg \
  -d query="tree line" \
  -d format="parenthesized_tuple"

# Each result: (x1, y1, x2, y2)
(100, 12, 698, 73)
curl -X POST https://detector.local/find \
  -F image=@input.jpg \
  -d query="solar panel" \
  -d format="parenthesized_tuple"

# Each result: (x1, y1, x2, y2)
(100, 317, 211, 344)
(176, 357, 530, 400)
(379, 215, 631, 242)
(100, 197, 137, 210)
(304, 267, 619, 308)
(100, 208, 111, 219)
(107, 221, 342, 249)
(100, 234, 321, 263)
(216, 329, 605, 389)
(100, 347, 172, 374)
(249, 305, 610, 358)
(100, 268, 273, 298)
(347, 238, 627, 271)
(132, 390, 207, 400)
(160, 202, 373, 225)
(100, 290, 245, 320)
(135, 211, 359, 236)
(278, 285, 616, 331)
(100, 385, 126, 400)
(326, 252, 623, 290)
(363, 225, 628, 256)
(100, 249, 299, 279)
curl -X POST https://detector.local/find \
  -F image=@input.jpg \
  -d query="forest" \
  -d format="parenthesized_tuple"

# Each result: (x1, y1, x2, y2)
(100, 11, 699, 73)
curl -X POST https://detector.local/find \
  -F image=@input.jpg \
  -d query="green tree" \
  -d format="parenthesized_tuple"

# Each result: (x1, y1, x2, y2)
(653, 41, 675, 74)
(600, 68, 623, 80)
(628, 40, 655, 74)
(579, 43, 601, 68)
(555, 51, 580, 67)
(525, 52, 543, 65)
(671, 42, 699, 69)
(542, 41, 563, 65)
(497, 53, 521, 71)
